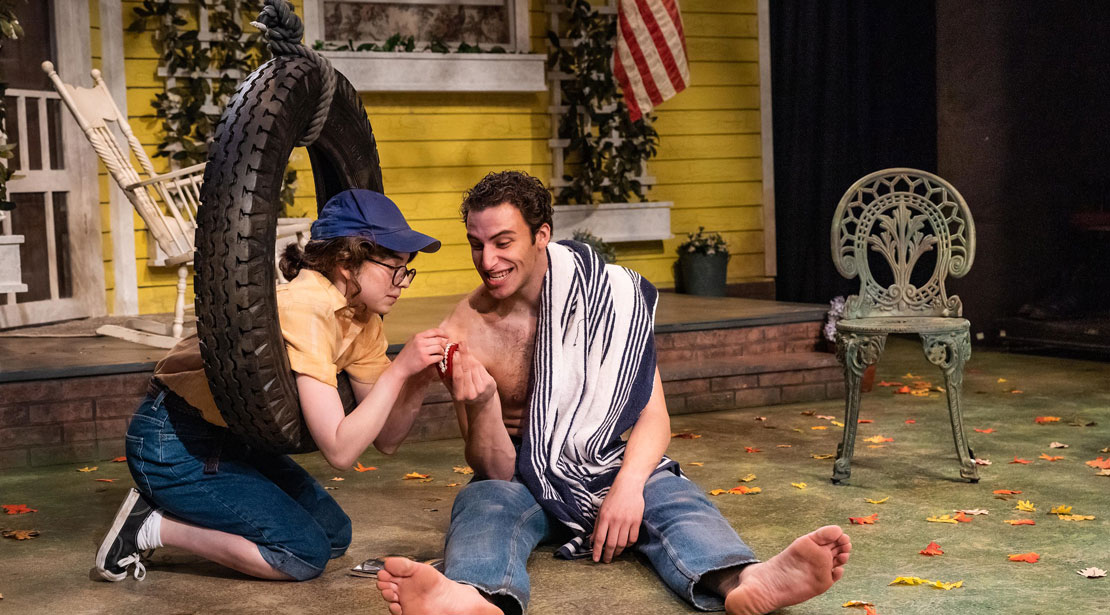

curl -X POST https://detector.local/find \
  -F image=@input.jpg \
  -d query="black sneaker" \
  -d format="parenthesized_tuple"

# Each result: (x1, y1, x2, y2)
(93, 488, 155, 581)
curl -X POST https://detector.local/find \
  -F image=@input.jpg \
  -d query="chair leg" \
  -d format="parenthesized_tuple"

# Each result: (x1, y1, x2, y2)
(832, 332, 886, 484)
(921, 330, 978, 482)
(173, 264, 188, 339)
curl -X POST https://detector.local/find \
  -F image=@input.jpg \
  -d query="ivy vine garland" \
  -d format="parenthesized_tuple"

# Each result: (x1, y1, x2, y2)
(548, 0, 659, 205)
(129, 0, 298, 212)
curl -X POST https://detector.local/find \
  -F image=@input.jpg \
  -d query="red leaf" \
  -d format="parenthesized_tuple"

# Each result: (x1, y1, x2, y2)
(849, 513, 879, 525)
(895, 386, 911, 394)
(1085, 457, 1110, 470)
(111, 456, 127, 462)
(858, 419, 874, 424)
(94, 478, 115, 483)
(744, 447, 761, 453)
(1010, 457, 1032, 464)
(904, 419, 916, 424)
(974, 428, 995, 433)
(919, 541, 944, 556)
(2, 504, 37, 515)
(953, 511, 972, 523)
(353, 462, 377, 472)
(1008, 552, 1040, 563)
(993, 489, 1022, 494)
(1034, 416, 1060, 424)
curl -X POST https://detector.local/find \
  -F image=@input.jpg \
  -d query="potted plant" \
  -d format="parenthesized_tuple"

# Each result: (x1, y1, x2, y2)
(825, 296, 876, 392)
(675, 227, 729, 297)
(572, 229, 616, 264)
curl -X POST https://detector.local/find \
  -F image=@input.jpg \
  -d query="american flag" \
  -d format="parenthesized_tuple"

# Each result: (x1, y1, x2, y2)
(613, 0, 690, 122)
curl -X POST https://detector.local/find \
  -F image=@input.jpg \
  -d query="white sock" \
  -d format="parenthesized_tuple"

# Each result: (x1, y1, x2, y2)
(136, 509, 164, 551)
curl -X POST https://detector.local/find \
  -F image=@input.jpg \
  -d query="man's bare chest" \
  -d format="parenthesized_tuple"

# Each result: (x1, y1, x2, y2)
(468, 318, 535, 410)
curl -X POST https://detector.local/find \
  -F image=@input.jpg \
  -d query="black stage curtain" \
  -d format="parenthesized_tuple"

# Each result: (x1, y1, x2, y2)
(771, 1, 937, 304)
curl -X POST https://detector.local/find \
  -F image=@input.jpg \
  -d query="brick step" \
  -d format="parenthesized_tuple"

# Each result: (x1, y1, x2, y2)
(660, 351, 843, 415)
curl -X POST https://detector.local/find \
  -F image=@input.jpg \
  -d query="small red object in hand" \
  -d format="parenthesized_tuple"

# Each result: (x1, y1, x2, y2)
(437, 342, 460, 380)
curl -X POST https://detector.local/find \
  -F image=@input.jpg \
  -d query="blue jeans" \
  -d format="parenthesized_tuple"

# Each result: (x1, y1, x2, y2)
(125, 389, 351, 581)
(444, 471, 758, 613)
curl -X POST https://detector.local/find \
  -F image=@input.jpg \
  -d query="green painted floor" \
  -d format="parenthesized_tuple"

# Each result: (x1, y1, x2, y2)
(1, 337, 1107, 614)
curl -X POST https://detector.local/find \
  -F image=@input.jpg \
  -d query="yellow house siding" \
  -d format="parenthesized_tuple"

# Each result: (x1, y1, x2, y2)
(108, 0, 767, 312)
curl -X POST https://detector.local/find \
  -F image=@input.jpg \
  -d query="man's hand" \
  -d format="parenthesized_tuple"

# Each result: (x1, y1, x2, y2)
(392, 328, 448, 379)
(448, 342, 497, 407)
(591, 475, 645, 563)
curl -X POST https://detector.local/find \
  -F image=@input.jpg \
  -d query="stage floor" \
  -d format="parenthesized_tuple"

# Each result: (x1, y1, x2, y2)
(0, 293, 827, 383)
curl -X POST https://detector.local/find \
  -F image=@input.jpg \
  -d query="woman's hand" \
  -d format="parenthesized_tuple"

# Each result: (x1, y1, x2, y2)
(448, 342, 497, 407)
(392, 328, 448, 379)
(591, 474, 646, 563)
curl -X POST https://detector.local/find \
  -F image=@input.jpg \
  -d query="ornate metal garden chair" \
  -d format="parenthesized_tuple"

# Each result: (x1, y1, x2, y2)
(830, 168, 978, 483)
(43, 61, 309, 348)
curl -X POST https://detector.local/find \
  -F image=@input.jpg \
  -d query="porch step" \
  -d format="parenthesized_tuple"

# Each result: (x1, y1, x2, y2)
(660, 352, 843, 415)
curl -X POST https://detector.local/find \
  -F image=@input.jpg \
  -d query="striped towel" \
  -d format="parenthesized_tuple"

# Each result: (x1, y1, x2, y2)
(518, 240, 678, 559)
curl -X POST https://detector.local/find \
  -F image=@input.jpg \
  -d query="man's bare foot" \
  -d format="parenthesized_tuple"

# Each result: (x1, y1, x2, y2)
(376, 557, 502, 615)
(724, 525, 851, 615)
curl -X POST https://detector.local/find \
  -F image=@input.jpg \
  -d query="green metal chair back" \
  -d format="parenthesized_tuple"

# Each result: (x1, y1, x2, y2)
(831, 168, 976, 320)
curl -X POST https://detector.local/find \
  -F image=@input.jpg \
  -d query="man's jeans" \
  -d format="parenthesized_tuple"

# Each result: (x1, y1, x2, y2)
(444, 471, 758, 613)
(125, 389, 351, 580)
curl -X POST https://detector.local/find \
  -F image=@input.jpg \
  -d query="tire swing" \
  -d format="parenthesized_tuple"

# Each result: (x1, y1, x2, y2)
(194, 0, 378, 453)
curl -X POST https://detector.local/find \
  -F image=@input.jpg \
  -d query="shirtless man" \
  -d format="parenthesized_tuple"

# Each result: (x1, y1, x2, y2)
(377, 171, 851, 615)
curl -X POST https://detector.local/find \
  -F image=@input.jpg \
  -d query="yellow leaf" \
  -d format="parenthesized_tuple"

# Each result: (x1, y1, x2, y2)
(689, 462, 705, 466)
(1058, 514, 1095, 521)
(1050, 505, 1073, 515)
(997, 378, 1007, 383)
(76, 466, 98, 473)
(708, 489, 727, 496)
(842, 600, 874, 607)
(446, 482, 460, 487)
(792, 482, 807, 489)
(776, 444, 792, 448)
(865, 496, 890, 504)
(738, 473, 757, 482)
(933, 580, 964, 590)
(831, 420, 845, 427)
(403, 472, 430, 480)
(330, 476, 345, 482)
(453, 466, 474, 475)
(811, 426, 828, 430)
(811, 453, 835, 460)
(1015, 500, 1036, 512)
(927, 514, 958, 524)
(890, 576, 929, 586)
(862, 435, 893, 444)
(1, 529, 39, 540)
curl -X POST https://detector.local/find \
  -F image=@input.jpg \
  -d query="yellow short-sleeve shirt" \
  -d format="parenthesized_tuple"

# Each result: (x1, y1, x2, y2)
(154, 269, 391, 426)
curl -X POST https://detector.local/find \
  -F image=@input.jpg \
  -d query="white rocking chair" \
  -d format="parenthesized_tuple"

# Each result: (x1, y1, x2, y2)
(43, 61, 309, 349)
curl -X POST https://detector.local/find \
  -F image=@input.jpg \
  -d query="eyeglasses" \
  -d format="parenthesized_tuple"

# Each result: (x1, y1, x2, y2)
(367, 257, 417, 287)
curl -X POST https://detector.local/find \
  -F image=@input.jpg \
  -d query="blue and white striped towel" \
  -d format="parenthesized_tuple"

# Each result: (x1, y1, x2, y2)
(518, 240, 678, 559)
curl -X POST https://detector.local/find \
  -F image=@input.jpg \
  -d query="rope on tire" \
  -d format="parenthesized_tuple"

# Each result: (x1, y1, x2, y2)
(251, 0, 336, 147)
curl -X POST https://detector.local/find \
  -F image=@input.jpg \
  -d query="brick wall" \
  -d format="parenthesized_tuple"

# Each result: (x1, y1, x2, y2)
(0, 320, 840, 468)
(0, 373, 148, 468)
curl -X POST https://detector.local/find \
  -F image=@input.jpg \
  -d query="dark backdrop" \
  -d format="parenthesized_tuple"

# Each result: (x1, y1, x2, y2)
(770, 1, 937, 304)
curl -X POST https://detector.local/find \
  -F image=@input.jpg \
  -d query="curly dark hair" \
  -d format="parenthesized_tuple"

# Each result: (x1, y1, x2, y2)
(279, 236, 406, 302)
(460, 171, 554, 239)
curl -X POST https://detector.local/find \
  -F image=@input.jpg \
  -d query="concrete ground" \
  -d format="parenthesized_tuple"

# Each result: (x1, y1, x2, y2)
(1, 337, 1108, 614)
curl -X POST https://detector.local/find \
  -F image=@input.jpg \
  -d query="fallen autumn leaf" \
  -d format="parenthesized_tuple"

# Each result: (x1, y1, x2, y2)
(919, 541, 944, 556)
(1008, 552, 1039, 563)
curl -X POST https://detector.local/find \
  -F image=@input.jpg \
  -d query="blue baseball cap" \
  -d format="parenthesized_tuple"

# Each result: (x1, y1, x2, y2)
(310, 189, 441, 254)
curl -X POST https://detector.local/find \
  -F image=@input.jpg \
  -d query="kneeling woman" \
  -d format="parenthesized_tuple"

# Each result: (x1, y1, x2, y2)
(94, 190, 447, 582)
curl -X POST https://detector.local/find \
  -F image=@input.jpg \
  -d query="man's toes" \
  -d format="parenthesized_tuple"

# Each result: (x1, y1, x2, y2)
(378, 569, 397, 583)
(388, 602, 403, 615)
(383, 557, 419, 577)
(835, 534, 852, 550)
(832, 566, 845, 583)
(811, 525, 844, 545)
(380, 587, 399, 602)
(835, 552, 850, 567)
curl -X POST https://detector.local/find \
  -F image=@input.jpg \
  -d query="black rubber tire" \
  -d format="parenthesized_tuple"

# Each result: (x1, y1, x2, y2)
(194, 55, 382, 453)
